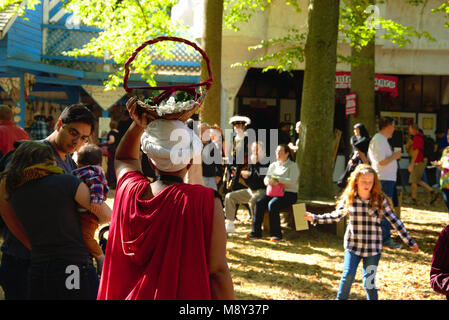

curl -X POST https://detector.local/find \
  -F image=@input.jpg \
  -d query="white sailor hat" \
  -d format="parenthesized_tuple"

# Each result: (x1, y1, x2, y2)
(229, 115, 251, 126)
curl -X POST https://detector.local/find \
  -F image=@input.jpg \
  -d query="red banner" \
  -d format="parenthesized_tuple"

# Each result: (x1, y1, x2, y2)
(345, 93, 357, 118)
(336, 72, 398, 97)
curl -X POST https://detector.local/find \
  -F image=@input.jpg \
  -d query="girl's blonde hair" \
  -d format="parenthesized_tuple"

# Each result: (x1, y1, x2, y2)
(338, 164, 393, 217)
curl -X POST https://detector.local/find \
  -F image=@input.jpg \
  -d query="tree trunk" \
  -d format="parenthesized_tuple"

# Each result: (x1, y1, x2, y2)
(297, 0, 340, 201)
(200, 0, 223, 126)
(349, 3, 376, 137)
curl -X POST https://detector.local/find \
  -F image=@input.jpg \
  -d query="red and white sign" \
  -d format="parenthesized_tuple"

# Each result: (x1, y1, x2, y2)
(336, 72, 399, 97)
(345, 93, 357, 118)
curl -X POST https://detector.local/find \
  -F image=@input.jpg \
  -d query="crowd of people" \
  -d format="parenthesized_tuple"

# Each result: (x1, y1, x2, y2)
(0, 100, 448, 300)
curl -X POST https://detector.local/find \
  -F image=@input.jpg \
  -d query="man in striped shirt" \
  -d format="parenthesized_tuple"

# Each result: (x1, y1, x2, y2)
(29, 115, 51, 140)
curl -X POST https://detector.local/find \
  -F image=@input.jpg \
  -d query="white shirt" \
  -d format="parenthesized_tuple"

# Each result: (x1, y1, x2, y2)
(368, 133, 397, 181)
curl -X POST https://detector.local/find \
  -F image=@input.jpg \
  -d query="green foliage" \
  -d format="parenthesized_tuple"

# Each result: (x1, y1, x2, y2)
(225, 0, 438, 72)
(63, 0, 184, 90)
(223, 0, 301, 31)
(431, 1, 449, 27)
(231, 29, 306, 74)
(339, 0, 435, 51)
(0, 0, 40, 19)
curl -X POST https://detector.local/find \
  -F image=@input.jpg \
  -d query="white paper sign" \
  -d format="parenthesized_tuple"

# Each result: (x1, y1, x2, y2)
(98, 117, 111, 139)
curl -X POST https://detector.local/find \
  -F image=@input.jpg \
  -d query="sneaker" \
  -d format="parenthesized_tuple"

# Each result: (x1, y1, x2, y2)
(430, 191, 439, 204)
(383, 240, 402, 249)
(270, 236, 282, 243)
(225, 220, 236, 233)
(246, 233, 262, 239)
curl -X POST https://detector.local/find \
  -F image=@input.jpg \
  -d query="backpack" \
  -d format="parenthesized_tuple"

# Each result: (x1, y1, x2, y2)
(422, 135, 436, 161)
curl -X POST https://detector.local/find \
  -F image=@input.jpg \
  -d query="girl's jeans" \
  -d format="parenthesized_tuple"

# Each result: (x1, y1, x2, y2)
(337, 250, 381, 300)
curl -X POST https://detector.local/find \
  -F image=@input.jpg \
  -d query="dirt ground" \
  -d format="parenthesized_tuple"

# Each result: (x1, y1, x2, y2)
(227, 188, 449, 300)
(0, 187, 448, 300)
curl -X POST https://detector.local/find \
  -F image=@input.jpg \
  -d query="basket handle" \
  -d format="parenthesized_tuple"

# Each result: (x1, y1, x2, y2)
(123, 36, 213, 104)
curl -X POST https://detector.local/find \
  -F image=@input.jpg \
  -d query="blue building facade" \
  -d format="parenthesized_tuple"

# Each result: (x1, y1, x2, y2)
(0, 0, 201, 138)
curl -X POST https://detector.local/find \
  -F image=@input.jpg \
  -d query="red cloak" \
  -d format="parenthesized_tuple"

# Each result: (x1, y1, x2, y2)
(97, 171, 215, 300)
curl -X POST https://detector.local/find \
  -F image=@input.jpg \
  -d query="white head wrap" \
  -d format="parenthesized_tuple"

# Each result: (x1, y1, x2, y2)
(140, 119, 202, 172)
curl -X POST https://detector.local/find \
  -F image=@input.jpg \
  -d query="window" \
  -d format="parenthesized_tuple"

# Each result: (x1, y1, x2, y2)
(422, 76, 440, 111)
(404, 76, 422, 111)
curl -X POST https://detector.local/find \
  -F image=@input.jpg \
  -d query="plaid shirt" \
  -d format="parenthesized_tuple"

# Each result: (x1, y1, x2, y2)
(29, 121, 50, 140)
(72, 165, 109, 204)
(311, 196, 417, 257)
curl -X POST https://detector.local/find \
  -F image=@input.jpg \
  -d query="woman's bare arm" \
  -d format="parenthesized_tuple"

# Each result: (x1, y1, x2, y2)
(0, 178, 31, 249)
(208, 197, 235, 299)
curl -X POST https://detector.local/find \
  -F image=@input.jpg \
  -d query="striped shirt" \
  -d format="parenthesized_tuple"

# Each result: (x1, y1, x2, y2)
(310, 196, 416, 257)
(72, 165, 109, 204)
(29, 121, 50, 140)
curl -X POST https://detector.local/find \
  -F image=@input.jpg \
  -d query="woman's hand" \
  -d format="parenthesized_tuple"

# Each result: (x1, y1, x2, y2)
(411, 244, 419, 253)
(126, 97, 154, 128)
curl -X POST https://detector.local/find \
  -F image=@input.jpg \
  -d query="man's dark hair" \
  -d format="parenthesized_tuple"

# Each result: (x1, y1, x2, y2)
(378, 117, 395, 131)
(76, 144, 102, 166)
(59, 104, 95, 134)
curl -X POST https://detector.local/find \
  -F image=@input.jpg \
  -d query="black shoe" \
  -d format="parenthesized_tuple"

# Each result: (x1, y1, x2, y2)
(410, 198, 418, 205)
(430, 191, 439, 204)
(246, 233, 262, 239)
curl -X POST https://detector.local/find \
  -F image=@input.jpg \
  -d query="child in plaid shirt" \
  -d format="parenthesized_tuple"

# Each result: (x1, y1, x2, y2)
(72, 144, 109, 274)
(305, 164, 418, 300)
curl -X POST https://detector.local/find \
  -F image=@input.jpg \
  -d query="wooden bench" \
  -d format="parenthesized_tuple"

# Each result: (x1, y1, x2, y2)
(262, 206, 295, 233)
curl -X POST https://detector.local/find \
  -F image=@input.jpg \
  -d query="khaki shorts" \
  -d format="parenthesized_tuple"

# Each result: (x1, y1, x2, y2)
(409, 159, 427, 184)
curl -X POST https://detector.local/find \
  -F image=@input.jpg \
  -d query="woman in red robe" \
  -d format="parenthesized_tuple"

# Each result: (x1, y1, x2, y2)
(97, 97, 234, 300)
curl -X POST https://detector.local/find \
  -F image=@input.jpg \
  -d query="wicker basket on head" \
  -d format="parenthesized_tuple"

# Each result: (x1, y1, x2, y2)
(123, 36, 213, 122)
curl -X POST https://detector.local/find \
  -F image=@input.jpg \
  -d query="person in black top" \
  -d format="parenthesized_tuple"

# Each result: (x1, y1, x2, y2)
(224, 141, 268, 233)
(223, 115, 251, 194)
(0, 141, 111, 299)
(116, 109, 133, 146)
(201, 124, 223, 191)
(0, 104, 99, 300)
(104, 121, 120, 189)
(278, 122, 292, 145)
(337, 123, 371, 189)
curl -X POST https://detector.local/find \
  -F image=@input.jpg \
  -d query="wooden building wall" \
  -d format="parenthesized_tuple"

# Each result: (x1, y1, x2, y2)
(6, 3, 42, 62)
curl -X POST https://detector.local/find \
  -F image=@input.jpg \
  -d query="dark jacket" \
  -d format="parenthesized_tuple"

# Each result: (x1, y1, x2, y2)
(244, 162, 268, 191)
(202, 141, 223, 178)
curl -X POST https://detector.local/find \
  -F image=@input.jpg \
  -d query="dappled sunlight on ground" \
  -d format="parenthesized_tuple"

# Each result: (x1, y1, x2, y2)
(0, 188, 447, 300)
(227, 189, 449, 300)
